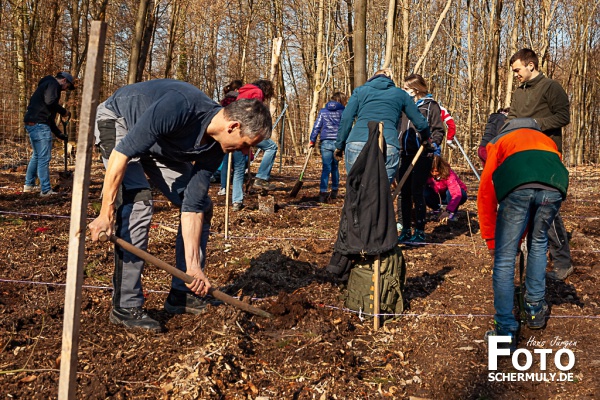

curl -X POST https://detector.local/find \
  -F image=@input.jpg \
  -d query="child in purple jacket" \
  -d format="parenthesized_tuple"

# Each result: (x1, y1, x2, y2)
(424, 156, 468, 221)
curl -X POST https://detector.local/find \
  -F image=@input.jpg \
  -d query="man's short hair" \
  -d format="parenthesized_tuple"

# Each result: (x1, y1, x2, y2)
(510, 48, 538, 70)
(224, 99, 272, 140)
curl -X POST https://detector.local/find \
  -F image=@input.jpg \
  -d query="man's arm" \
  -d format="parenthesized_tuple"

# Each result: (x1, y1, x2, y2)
(180, 211, 211, 296)
(537, 81, 570, 131)
(89, 150, 129, 240)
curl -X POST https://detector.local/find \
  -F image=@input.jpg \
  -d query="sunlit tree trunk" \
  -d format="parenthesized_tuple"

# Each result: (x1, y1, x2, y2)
(128, 0, 151, 84)
(353, 0, 366, 86)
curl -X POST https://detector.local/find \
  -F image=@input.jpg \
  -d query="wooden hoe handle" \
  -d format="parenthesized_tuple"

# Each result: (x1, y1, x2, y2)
(98, 232, 273, 319)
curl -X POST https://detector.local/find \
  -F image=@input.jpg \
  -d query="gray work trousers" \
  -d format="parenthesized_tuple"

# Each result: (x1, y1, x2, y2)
(548, 212, 571, 269)
(95, 102, 212, 308)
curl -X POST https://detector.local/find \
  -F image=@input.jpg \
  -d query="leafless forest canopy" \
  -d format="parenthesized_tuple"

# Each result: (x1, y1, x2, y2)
(2, 0, 599, 165)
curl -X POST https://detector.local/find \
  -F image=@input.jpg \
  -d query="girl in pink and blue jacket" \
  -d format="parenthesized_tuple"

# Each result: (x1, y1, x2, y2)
(424, 156, 468, 221)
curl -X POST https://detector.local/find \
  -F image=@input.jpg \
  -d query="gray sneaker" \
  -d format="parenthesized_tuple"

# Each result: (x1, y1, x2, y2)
(40, 189, 58, 197)
(253, 178, 276, 191)
(524, 300, 549, 330)
(23, 184, 40, 193)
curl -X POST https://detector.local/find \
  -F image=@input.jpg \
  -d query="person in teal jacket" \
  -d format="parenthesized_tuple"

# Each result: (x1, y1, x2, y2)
(335, 68, 430, 183)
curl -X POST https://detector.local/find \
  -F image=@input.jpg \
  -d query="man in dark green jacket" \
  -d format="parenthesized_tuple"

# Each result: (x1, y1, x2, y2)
(507, 48, 573, 281)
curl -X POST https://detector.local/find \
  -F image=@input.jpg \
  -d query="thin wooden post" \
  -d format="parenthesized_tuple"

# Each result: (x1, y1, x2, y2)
(58, 21, 107, 399)
(224, 152, 233, 239)
(373, 121, 384, 331)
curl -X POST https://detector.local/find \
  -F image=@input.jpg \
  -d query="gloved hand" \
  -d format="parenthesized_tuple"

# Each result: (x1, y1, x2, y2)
(439, 211, 455, 223)
(309, 141, 315, 148)
(432, 142, 441, 156)
(334, 148, 344, 161)
(56, 132, 68, 141)
(446, 139, 457, 149)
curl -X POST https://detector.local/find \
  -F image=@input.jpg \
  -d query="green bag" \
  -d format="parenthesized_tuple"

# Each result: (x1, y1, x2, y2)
(344, 246, 406, 322)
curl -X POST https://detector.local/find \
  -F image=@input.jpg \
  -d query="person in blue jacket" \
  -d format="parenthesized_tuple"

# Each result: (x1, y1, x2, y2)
(309, 91, 347, 202)
(335, 68, 430, 183)
(88, 79, 272, 332)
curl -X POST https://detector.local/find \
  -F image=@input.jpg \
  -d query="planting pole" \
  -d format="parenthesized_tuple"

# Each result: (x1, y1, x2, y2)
(373, 122, 383, 331)
(224, 152, 233, 239)
(58, 21, 107, 400)
(453, 137, 480, 181)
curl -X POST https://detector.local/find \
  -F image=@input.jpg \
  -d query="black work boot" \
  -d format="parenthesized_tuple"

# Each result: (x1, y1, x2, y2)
(109, 307, 163, 332)
(318, 192, 328, 203)
(331, 189, 339, 199)
(164, 288, 220, 315)
(547, 265, 574, 281)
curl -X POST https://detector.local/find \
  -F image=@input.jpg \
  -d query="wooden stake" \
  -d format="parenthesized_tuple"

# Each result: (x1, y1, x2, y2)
(373, 122, 384, 331)
(224, 152, 233, 239)
(58, 21, 107, 400)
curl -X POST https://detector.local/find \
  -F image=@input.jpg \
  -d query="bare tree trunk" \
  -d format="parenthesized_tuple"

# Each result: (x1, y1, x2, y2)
(269, 37, 283, 143)
(487, 0, 503, 114)
(128, 0, 151, 84)
(239, 0, 254, 81)
(539, 0, 558, 75)
(308, 0, 325, 134)
(16, 0, 27, 133)
(399, 0, 409, 80)
(164, 0, 182, 78)
(504, 0, 521, 108)
(412, 0, 451, 75)
(137, 0, 157, 81)
(382, 0, 396, 69)
(345, 0, 355, 90)
(353, 0, 367, 86)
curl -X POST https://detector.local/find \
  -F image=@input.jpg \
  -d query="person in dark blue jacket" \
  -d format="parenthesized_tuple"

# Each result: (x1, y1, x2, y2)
(309, 91, 347, 202)
(88, 79, 272, 332)
(335, 69, 430, 183)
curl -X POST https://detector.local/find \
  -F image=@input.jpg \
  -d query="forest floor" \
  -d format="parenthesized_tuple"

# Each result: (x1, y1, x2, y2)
(1, 150, 599, 399)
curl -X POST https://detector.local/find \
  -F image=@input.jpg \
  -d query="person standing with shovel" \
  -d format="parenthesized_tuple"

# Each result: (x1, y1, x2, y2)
(307, 91, 347, 203)
(23, 72, 74, 196)
(88, 79, 272, 332)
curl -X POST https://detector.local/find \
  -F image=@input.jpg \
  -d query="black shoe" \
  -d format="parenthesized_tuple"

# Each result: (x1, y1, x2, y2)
(164, 288, 219, 315)
(109, 307, 163, 332)
(547, 265, 574, 281)
(318, 192, 328, 203)
(524, 300, 549, 329)
(331, 189, 339, 199)
(232, 202, 244, 211)
(253, 178, 276, 191)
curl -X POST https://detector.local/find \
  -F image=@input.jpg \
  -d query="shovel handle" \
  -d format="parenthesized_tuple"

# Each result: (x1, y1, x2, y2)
(98, 232, 273, 319)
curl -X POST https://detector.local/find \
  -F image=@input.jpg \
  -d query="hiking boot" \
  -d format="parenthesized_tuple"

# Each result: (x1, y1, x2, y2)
(164, 288, 217, 315)
(524, 300, 549, 330)
(253, 178, 276, 191)
(40, 189, 58, 197)
(109, 307, 163, 332)
(398, 228, 412, 243)
(407, 229, 426, 244)
(547, 265, 574, 281)
(331, 189, 339, 199)
(485, 324, 519, 353)
(217, 187, 226, 196)
(318, 192, 328, 203)
(232, 202, 244, 211)
(23, 184, 39, 193)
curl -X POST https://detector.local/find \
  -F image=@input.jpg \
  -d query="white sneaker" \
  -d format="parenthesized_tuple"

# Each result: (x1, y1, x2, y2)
(23, 185, 40, 193)
(40, 189, 58, 197)
(217, 188, 226, 196)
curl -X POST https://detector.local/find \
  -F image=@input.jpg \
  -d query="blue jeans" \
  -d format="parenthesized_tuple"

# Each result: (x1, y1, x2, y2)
(255, 138, 278, 181)
(319, 140, 339, 192)
(220, 151, 247, 204)
(25, 124, 54, 193)
(493, 188, 563, 331)
(345, 141, 399, 184)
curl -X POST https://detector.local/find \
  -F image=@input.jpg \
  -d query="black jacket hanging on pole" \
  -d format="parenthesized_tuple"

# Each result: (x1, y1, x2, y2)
(333, 121, 398, 256)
